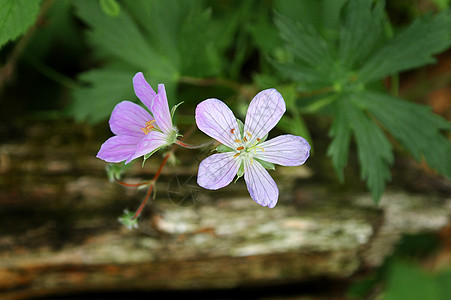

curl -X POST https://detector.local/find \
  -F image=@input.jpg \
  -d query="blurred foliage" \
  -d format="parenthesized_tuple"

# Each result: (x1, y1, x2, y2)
(0, 0, 40, 48)
(0, 0, 450, 202)
(348, 233, 451, 299)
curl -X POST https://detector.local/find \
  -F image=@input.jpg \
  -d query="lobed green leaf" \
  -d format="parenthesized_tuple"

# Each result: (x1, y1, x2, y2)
(0, 0, 40, 48)
(338, 0, 385, 69)
(358, 9, 451, 83)
(328, 95, 393, 202)
(361, 91, 451, 177)
(348, 95, 394, 202)
(70, 68, 135, 123)
(326, 96, 352, 182)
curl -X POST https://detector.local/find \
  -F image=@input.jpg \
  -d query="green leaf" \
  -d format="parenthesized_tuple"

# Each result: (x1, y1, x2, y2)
(277, 85, 312, 144)
(0, 0, 40, 48)
(338, 0, 385, 69)
(384, 260, 441, 300)
(359, 9, 451, 83)
(274, 0, 321, 30)
(274, 11, 334, 72)
(72, 0, 228, 123)
(99, 0, 120, 17)
(361, 91, 451, 177)
(237, 163, 245, 177)
(74, 0, 172, 74)
(436, 268, 451, 298)
(216, 145, 233, 153)
(431, 0, 451, 10)
(235, 162, 245, 183)
(329, 96, 393, 202)
(73, 0, 179, 113)
(105, 162, 131, 182)
(236, 118, 245, 138)
(326, 97, 352, 182)
(70, 68, 135, 123)
(118, 210, 139, 230)
(348, 95, 394, 202)
(321, 0, 347, 40)
(254, 158, 275, 171)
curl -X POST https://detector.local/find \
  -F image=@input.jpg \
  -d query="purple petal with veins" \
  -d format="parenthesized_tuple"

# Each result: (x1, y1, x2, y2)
(256, 134, 310, 166)
(126, 131, 168, 164)
(244, 160, 279, 208)
(97, 135, 142, 163)
(151, 84, 173, 134)
(197, 152, 241, 190)
(195, 99, 241, 149)
(244, 89, 285, 143)
(109, 101, 152, 138)
(133, 72, 156, 110)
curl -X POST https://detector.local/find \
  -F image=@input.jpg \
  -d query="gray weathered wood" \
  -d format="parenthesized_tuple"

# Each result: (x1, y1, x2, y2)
(0, 121, 450, 299)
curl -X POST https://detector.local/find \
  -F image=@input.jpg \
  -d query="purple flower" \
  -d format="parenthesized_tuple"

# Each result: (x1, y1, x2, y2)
(195, 89, 310, 208)
(97, 72, 178, 164)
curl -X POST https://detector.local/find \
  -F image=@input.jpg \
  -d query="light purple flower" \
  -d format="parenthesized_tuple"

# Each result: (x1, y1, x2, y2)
(195, 89, 310, 208)
(97, 72, 178, 164)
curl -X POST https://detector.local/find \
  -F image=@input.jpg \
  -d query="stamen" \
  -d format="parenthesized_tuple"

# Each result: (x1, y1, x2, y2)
(231, 128, 235, 134)
(237, 146, 244, 151)
(243, 136, 248, 142)
(235, 139, 242, 143)
(141, 120, 156, 135)
(247, 131, 252, 137)
(233, 153, 240, 158)
(257, 138, 261, 142)
(250, 157, 254, 165)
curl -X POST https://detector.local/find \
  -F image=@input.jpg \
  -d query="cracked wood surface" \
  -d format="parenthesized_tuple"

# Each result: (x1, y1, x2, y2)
(1, 121, 450, 299)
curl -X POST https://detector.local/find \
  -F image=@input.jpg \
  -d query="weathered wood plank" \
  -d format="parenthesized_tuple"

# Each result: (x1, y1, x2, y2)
(0, 121, 450, 299)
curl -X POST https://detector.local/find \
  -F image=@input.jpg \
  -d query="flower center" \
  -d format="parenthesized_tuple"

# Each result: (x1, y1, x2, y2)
(141, 120, 156, 135)
(232, 130, 264, 164)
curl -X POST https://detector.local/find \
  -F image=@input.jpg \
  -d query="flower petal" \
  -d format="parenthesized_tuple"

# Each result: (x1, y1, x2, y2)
(197, 152, 240, 190)
(256, 134, 311, 166)
(151, 84, 173, 134)
(244, 89, 286, 143)
(126, 131, 168, 163)
(109, 101, 153, 137)
(195, 99, 242, 149)
(244, 160, 279, 208)
(133, 72, 156, 110)
(97, 135, 141, 163)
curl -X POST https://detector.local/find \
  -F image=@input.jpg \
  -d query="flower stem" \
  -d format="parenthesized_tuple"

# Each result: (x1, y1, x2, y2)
(175, 139, 213, 149)
(114, 179, 149, 188)
(131, 152, 171, 220)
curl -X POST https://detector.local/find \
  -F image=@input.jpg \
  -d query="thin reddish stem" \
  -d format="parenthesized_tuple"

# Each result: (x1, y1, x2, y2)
(175, 139, 213, 149)
(132, 184, 154, 220)
(131, 153, 171, 220)
(114, 179, 149, 188)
